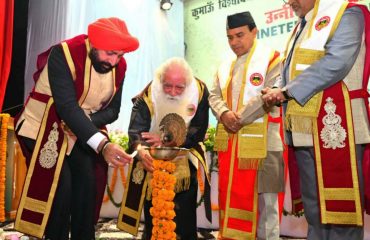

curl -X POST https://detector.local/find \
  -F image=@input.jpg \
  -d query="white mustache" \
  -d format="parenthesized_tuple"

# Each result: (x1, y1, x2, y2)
(166, 95, 181, 101)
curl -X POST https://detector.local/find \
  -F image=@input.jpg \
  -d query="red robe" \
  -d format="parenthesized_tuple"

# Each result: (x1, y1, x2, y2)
(14, 34, 126, 238)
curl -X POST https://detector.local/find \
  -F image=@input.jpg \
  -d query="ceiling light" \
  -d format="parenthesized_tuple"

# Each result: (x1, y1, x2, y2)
(160, 0, 173, 10)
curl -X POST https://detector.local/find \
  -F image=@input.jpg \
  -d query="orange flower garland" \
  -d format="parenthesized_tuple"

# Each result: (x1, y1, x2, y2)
(104, 130, 128, 205)
(0, 114, 10, 222)
(150, 159, 177, 240)
(103, 166, 127, 204)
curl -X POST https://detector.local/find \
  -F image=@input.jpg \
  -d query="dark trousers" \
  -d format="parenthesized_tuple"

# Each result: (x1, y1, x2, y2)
(143, 163, 198, 240)
(294, 145, 365, 240)
(19, 136, 101, 240)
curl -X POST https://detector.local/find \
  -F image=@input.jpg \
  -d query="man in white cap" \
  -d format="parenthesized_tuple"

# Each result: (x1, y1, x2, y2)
(14, 17, 139, 239)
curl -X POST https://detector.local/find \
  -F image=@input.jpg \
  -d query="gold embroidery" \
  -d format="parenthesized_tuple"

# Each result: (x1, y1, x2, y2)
(16, 220, 43, 238)
(223, 228, 254, 240)
(237, 115, 268, 169)
(24, 197, 47, 214)
(313, 83, 363, 226)
(15, 98, 68, 238)
(132, 161, 145, 184)
(228, 207, 253, 221)
(325, 211, 360, 225)
(172, 155, 190, 193)
(61, 42, 76, 80)
(286, 48, 325, 133)
(117, 161, 148, 236)
(39, 122, 59, 169)
(320, 97, 346, 149)
(324, 188, 355, 200)
(214, 123, 229, 151)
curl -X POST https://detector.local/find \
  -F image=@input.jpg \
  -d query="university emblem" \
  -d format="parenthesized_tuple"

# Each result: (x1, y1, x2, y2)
(315, 16, 330, 31)
(186, 104, 196, 116)
(132, 161, 145, 184)
(250, 73, 263, 86)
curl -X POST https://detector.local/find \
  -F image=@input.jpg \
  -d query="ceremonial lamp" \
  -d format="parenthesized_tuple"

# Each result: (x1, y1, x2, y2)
(145, 113, 188, 240)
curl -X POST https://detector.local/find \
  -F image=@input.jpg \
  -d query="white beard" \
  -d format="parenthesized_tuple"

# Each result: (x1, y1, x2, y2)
(151, 88, 190, 133)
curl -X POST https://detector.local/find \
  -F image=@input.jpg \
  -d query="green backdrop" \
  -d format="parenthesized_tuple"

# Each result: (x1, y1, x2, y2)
(184, 0, 370, 125)
(184, 0, 370, 86)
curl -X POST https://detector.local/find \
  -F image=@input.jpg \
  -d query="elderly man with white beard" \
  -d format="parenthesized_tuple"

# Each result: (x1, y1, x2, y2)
(118, 57, 211, 240)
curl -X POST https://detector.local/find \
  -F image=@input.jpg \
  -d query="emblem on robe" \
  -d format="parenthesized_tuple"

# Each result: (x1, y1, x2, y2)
(39, 122, 59, 169)
(320, 97, 346, 149)
(250, 73, 263, 86)
(315, 16, 330, 31)
(186, 104, 196, 117)
(132, 161, 145, 184)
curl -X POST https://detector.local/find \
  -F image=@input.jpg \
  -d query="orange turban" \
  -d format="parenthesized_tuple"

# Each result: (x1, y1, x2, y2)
(88, 17, 139, 52)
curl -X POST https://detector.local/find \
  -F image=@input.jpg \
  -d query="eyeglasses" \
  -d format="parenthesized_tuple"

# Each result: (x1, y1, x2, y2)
(283, 0, 289, 4)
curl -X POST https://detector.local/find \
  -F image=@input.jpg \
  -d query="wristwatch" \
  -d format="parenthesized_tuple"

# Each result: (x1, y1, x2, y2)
(281, 87, 293, 101)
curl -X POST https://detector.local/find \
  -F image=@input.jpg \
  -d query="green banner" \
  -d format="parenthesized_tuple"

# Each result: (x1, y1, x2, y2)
(185, 0, 370, 87)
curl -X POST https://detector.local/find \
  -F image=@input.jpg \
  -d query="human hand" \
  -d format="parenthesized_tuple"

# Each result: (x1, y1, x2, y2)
(137, 148, 154, 172)
(261, 87, 285, 107)
(141, 132, 162, 147)
(220, 111, 242, 133)
(102, 142, 133, 168)
(260, 87, 271, 96)
(224, 125, 239, 134)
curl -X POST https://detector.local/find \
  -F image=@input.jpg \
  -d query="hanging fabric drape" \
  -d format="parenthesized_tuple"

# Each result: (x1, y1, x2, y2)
(0, 0, 14, 111)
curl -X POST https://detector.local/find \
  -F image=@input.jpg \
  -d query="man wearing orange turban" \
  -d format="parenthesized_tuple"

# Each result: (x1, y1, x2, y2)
(13, 17, 138, 240)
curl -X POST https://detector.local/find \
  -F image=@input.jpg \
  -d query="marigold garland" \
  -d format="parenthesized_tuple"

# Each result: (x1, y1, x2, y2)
(150, 159, 177, 240)
(0, 114, 10, 222)
(103, 131, 129, 206)
(103, 166, 127, 206)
